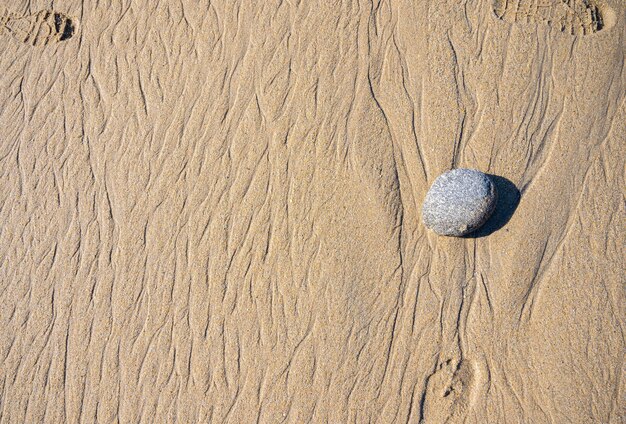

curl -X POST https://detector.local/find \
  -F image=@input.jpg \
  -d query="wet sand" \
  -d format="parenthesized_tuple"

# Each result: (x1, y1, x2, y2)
(0, 0, 624, 422)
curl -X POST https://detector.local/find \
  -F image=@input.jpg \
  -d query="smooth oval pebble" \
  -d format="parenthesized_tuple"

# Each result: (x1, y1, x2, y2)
(422, 168, 497, 237)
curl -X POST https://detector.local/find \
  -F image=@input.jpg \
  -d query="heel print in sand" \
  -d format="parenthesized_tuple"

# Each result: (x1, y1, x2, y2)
(493, 0, 616, 35)
(1, 10, 76, 46)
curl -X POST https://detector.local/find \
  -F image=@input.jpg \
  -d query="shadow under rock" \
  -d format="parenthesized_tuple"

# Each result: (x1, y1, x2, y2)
(465, 174, 520, 238)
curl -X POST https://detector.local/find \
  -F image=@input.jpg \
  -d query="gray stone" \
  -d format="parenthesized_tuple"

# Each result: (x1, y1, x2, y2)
(422, 168, 497, 237)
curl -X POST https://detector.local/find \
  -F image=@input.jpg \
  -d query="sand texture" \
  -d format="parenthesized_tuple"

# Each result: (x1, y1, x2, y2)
(0, 0, 624, 422)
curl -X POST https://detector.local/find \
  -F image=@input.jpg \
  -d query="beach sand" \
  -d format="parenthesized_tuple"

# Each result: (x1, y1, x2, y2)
(0, 0, 623, 422)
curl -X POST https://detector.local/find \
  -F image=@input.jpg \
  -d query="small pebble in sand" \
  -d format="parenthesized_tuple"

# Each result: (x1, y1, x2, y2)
(422, 168, 497, 237)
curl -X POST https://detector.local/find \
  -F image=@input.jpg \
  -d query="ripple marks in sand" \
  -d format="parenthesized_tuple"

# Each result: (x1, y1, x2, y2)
(1, 10, 76, 46)
(493, 0, 616, 35)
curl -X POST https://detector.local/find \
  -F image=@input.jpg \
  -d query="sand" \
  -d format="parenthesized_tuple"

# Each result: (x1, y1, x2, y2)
(0, 0, 623, 422)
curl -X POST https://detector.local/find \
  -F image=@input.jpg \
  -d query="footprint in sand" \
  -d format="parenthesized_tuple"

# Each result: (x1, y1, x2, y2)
(493, 0, 616, 35)
(1, 9, 76, 46)
(421, 358, 480, 423)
